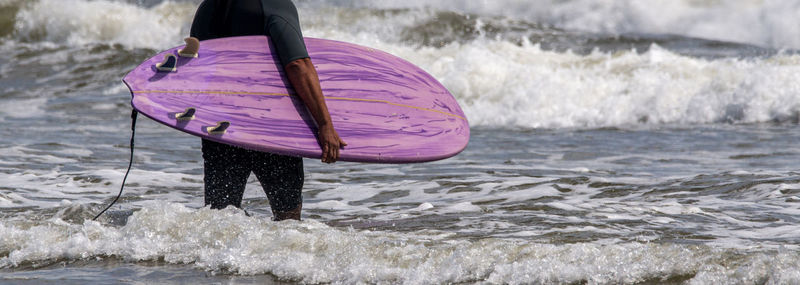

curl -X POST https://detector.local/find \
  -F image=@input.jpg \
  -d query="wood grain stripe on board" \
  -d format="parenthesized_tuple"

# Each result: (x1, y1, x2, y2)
(133, 90, 468, 121)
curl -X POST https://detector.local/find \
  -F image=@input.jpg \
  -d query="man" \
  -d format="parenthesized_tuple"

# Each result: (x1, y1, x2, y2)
(189, 0, 346, 220)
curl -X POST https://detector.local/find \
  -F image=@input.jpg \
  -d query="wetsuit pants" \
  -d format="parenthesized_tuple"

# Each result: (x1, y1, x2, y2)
(202, 139, 303, 212)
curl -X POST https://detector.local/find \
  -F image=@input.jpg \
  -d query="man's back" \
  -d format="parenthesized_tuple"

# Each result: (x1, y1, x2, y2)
(190, 0, 308, 65)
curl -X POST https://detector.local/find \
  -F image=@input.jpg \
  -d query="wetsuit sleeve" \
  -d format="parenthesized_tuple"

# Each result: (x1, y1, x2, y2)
(190, 0, 215, 41)
(263, 0, 309, 66)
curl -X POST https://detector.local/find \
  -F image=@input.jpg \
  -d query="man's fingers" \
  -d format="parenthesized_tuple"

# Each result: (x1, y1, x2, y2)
(326, 142, 337, 163)
(320, 133, 346, 163)
(333, 145, 339, 162)
(324, 145, 330, 163)
(322, 144, 329, 163)
(330, 142, 338, 163)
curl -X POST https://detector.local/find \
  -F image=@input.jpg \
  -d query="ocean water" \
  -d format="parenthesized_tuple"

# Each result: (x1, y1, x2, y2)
(2, 0, 800, 284)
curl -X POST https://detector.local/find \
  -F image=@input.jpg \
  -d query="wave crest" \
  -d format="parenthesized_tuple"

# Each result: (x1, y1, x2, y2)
(13, 0, 195, 49)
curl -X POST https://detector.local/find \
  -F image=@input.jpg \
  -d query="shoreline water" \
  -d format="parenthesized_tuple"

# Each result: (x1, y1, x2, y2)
(2, 200, 799, 284)
(2, 0, 800, 283)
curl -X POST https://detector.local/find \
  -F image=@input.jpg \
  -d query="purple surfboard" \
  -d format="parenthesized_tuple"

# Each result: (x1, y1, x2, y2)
(123, 36, 469, 163)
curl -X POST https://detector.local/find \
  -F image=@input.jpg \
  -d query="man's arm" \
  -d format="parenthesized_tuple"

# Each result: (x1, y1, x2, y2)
(263, 1, 344, 162)
(285, 58, 347, 163)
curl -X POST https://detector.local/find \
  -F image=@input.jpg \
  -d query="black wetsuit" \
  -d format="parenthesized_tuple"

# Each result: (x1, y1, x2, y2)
(190, 0, 307, 212)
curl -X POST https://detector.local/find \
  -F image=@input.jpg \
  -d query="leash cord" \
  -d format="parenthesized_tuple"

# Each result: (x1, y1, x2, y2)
(93, 109, 138, 221)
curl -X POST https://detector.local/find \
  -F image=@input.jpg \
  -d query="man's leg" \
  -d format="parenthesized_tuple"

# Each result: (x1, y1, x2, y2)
(202, 139, 250, 209)
(252, 152, 304, 221)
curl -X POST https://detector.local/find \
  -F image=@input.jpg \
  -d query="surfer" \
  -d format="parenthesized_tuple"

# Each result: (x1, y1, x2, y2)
(190, 0, 346, 220)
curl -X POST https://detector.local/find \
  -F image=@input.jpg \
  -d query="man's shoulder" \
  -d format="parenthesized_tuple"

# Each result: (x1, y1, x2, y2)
(262, 0, 299, 18)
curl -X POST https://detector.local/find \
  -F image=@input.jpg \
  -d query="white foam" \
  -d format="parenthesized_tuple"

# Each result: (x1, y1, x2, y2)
(305, 200, 351, 211)
(8, 0, 800, 128)
(2, 202, 798, 284)
(688, 250, 800, 285)
(298, 1, 800, 128)
(318, 0, 800, 50)
(13, 0, 195, 49)
(441, 201, 482, 213)
(413, 202, 434, 211)
(544, 0, 800, 50)
(408, 41, 800, 129)
(0, 193, 15, 207)
(302, 27, 800, 128)
(0, 98, 47, 118)
(547, 201, 584, 212)
(0, 165, 202, 209)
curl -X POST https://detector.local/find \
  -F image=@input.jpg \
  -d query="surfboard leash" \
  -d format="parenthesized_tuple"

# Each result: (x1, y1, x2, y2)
(93, 108, 138, 221)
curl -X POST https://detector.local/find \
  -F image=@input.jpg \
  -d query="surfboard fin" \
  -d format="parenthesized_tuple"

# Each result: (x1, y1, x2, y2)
(174, 107, 196, 121)
(178, 37, 199, 58)
(155, 54, 177, 72)
(207, 121, 231, 135)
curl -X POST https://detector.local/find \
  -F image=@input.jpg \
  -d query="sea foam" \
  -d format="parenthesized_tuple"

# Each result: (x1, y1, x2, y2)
(313, 0, 800, 50)
(8, 0, 800, 129)
(2, 201, 799, 284)
(13, 0, 194, 49)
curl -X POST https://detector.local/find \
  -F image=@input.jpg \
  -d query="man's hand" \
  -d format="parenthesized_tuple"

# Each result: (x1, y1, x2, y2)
(318, 123, 347, 163)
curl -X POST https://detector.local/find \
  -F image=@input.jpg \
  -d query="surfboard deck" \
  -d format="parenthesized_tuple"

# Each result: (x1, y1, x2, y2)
(123, 36, 469, 163)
